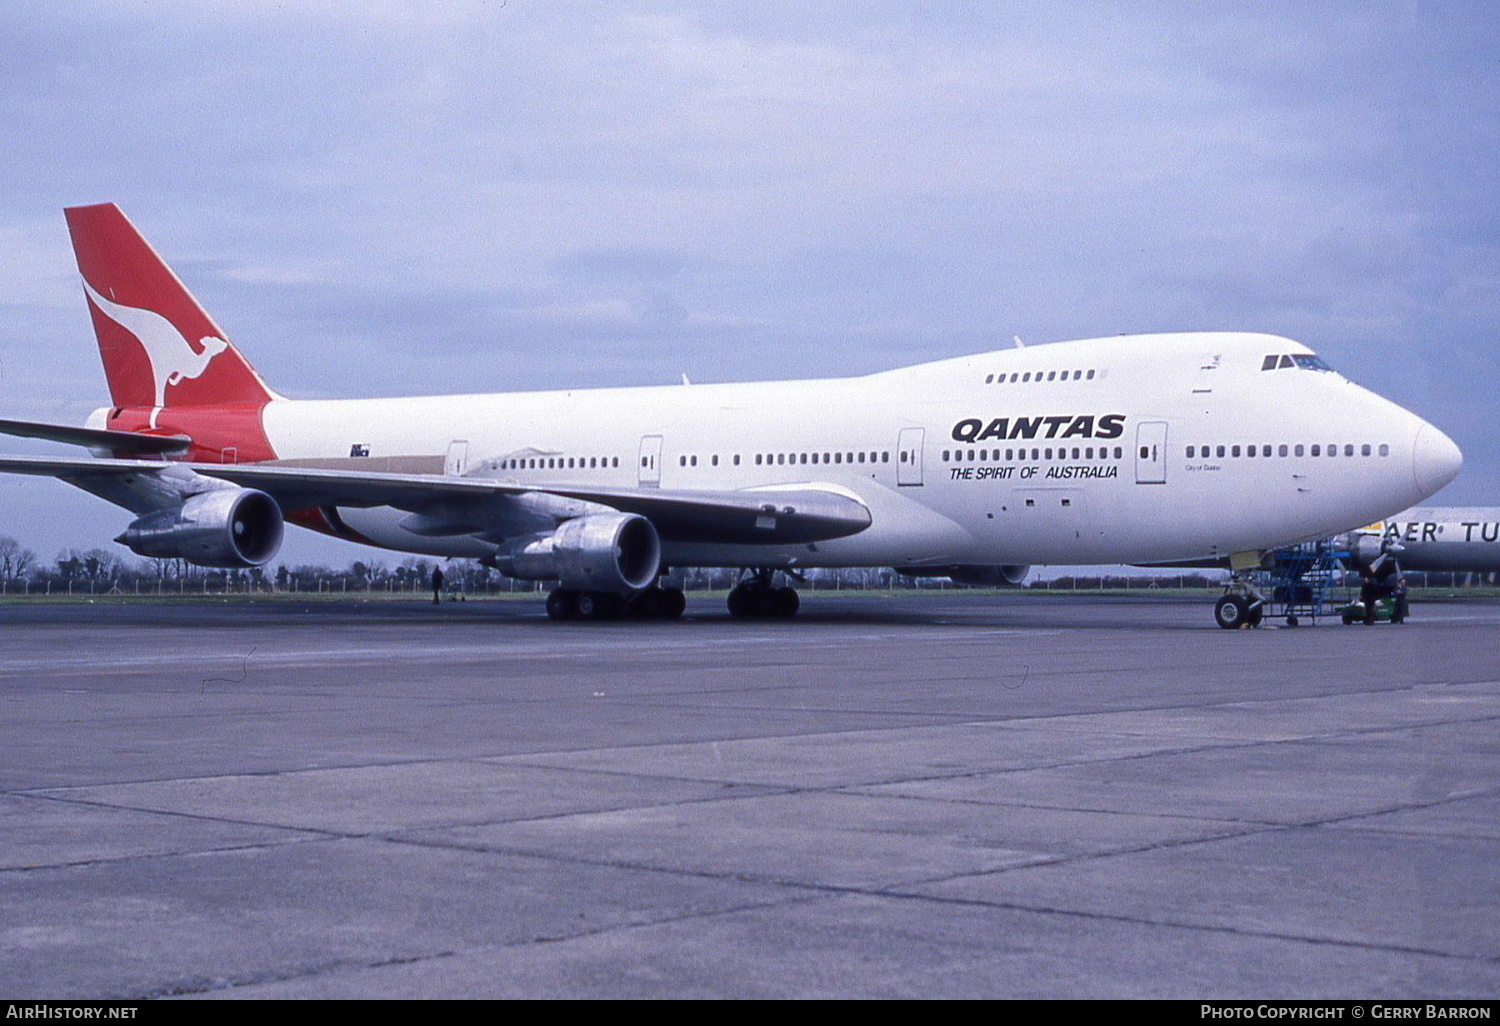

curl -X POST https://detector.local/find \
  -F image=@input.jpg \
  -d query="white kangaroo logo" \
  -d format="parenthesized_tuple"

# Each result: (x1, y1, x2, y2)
(82, 279, 229, 410)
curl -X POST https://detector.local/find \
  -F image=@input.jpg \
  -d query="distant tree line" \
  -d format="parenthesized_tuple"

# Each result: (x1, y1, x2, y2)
(0, 535, 1493, 595)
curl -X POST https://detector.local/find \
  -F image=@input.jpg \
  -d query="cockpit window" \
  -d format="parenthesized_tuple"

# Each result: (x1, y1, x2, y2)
(1262, 353, 1335, 372)
(1292, 354, 1332, 371)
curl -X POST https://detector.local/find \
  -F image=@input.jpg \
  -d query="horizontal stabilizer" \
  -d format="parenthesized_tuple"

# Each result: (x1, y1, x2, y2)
(0, 417, 190, 455)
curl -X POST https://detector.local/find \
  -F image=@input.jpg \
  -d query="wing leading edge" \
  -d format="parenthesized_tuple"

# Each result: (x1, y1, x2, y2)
(0, 454, 873, 546)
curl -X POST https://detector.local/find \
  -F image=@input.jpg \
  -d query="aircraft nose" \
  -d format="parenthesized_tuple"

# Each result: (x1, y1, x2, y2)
(1412, 421, 1463, 498)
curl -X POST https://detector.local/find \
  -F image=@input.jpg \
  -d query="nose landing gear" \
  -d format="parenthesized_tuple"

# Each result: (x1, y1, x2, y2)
(1213, 589, 1264, 629)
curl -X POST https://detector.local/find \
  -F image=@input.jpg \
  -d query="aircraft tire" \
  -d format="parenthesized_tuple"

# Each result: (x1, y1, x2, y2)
(660, 587, 686, 619)
(546, 588, 578, 621)
(773, 586, 800, 618)
(1214, 595, 1250, 630)
(578, 592, 622, 620)
(753, 586, 778, 617)
(631, 587, 664, 618)
(727, 584, 754, 618)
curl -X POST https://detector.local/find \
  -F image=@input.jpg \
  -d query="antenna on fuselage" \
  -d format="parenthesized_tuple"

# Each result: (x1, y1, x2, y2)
(1013, 335, 1026, 349)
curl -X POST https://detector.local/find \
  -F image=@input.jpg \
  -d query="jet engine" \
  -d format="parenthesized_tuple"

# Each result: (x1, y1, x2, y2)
(492, 512, 662, 594)
(116, 488, 284, 568)
(896, 564, 1031, 587)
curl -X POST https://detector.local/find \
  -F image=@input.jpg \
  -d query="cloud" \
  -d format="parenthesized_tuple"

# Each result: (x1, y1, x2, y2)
(2, 2, 1498, 559)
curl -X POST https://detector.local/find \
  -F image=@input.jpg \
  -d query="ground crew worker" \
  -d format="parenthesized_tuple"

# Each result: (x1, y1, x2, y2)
(432, 565, 444, 605)
(1360, 571, 1379, 625)
(1392, 575, 1409, 624)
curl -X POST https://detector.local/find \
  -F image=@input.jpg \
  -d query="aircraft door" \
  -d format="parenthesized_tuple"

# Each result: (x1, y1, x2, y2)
(638, 435, 663, 487)
(1135, 422, 1167, 484)
(897, 427, 924, 487)
(445, 440, 469, 476)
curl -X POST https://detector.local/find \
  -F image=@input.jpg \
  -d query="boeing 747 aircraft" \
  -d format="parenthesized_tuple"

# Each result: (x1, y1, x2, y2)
(0, 203, 1465, 624)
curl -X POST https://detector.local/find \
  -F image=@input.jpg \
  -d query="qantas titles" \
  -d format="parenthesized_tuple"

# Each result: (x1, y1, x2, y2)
(951, 414, 1126, 444)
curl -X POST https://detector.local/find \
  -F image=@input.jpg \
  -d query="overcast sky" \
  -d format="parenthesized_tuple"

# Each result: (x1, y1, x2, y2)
(1, 1, 1496, 566)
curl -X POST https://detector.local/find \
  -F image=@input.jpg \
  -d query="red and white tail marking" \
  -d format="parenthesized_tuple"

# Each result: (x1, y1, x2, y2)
(65, 203, 276, 411)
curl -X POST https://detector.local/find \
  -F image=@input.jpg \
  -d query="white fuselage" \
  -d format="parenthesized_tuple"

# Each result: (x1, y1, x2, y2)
(256, 332, 1460, 569)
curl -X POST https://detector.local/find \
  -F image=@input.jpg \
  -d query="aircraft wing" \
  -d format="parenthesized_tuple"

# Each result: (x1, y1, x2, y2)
(0, 454, 872, 545)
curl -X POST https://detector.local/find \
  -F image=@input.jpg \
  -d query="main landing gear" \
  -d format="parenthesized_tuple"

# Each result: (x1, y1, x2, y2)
(727, 569, 801, 619)
(545, 584, 686, 621)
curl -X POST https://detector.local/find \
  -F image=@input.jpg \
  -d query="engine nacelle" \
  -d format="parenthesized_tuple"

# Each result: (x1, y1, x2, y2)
(492, 512, 662, 594)
(896, 564, 1031, 587)
(116, 488, 284, 568)
(949, 564, 1031, 587)
(1346, 533, 1404, 577)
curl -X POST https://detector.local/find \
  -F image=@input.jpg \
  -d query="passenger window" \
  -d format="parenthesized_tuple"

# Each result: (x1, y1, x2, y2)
(1086, 370, 1095, 380)
(1379, 444, 1389, 457)
(1232, 445, 1241, 457)
(1361, 444, 1371, 456)
(1344, 444, 1354, 456)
